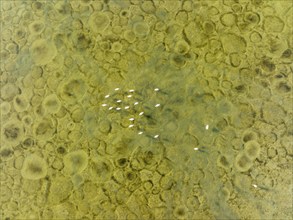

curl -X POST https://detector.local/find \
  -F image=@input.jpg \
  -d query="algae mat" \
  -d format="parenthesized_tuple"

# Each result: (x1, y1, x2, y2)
(0, 0, 292, 219)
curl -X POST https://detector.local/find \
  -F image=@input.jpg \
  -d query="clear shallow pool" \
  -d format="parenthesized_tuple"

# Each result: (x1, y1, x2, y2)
(1, 0, 292, 219)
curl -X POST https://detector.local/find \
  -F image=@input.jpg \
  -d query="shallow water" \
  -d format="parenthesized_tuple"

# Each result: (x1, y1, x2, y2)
(0, 0, 292, 219)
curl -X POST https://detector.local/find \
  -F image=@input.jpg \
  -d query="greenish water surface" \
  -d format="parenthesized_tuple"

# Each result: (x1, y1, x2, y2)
(0, 0, 292, 219)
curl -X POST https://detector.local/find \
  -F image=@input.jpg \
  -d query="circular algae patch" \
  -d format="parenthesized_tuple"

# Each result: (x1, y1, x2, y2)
(30, 39, 57, 66)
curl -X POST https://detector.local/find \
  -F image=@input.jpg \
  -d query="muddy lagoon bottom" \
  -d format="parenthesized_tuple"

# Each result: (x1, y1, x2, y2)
(1, 0, 292, 219)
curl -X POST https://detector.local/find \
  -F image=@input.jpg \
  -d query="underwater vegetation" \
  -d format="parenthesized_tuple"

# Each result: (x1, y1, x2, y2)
(0, 0, 292, 219)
